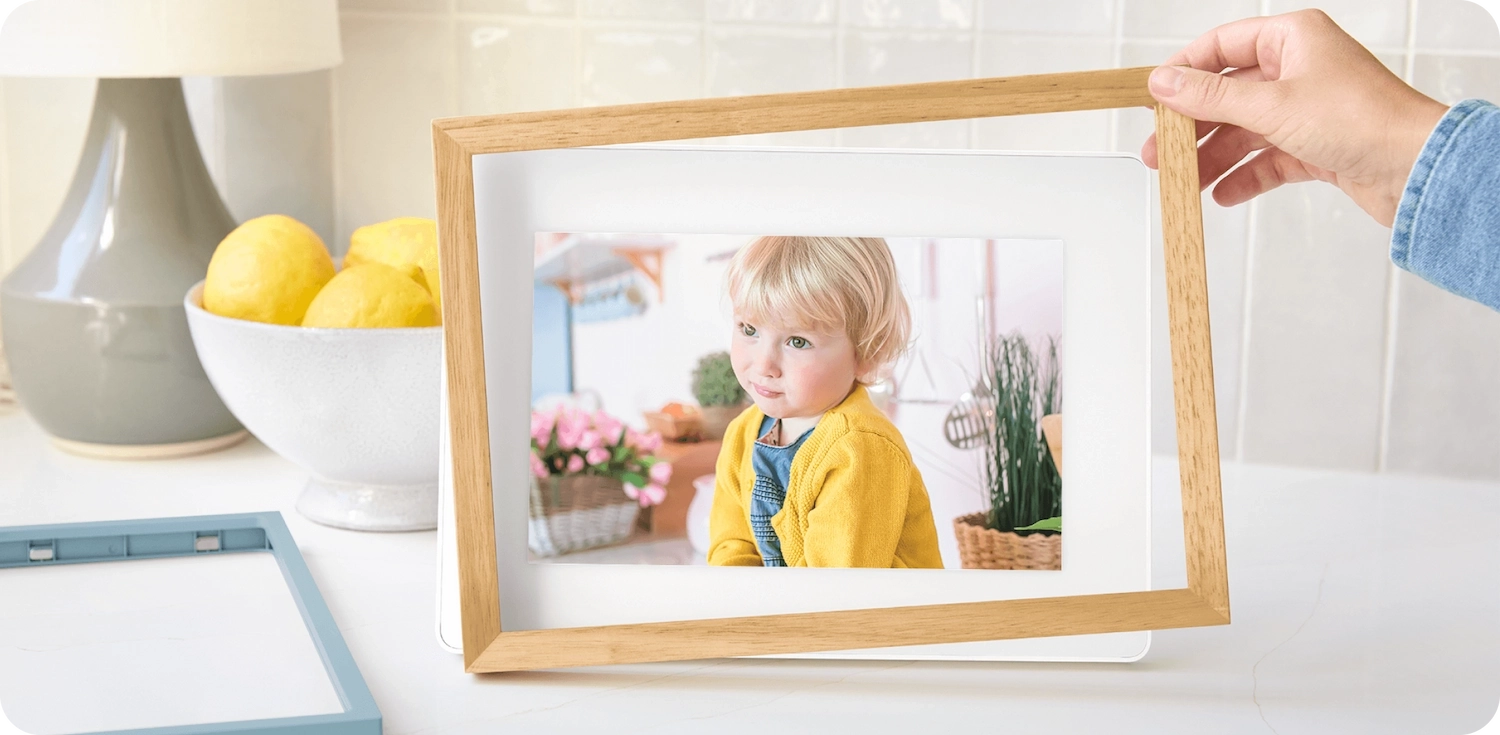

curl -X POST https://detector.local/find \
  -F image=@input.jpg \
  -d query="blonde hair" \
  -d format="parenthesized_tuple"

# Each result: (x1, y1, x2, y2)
(725, 236, 911, 383)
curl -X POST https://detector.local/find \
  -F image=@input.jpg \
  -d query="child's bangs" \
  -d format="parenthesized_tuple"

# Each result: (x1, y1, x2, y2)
(730, 253, 845, 336)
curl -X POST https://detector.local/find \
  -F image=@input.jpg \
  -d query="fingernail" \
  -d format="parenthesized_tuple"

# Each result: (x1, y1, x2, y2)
(1149, 66, 1184, 97)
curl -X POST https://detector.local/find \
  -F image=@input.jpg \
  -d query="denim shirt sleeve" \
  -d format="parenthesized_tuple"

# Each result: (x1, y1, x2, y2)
(1391, 98, 1500, 311)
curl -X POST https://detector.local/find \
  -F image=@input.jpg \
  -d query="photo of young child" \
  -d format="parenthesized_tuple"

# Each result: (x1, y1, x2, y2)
(707, 236, 942, 568)
(528, 231, 1063, 570)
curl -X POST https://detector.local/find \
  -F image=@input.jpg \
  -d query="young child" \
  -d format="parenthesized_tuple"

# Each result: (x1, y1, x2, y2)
(706, 236, 943, 569)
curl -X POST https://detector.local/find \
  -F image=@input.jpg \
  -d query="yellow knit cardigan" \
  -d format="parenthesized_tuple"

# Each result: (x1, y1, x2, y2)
(706, 384, 944, 568)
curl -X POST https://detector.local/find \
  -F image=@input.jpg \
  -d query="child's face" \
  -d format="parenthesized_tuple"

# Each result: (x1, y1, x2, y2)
(730, 313, 864, 419)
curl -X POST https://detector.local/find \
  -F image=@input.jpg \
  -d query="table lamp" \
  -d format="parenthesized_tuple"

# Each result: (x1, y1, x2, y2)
(0, 0, 341, 458)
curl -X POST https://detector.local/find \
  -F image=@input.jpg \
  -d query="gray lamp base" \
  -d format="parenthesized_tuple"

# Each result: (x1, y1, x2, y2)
(0, 78, 243, 451)
(51, 429, 250, 461)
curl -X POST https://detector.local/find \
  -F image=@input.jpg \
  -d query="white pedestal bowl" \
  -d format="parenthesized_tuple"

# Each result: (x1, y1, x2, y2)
(184, 282, 440, 531)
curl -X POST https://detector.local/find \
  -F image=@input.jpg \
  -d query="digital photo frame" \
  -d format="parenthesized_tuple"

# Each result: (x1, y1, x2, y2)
(432, 67, 1226, 673)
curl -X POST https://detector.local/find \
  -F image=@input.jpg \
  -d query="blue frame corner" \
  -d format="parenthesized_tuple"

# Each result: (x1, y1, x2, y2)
(0, 512, 381, 735)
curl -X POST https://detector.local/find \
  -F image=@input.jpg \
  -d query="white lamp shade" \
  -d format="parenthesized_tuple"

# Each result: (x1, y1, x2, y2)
(0, 0, 342, 77)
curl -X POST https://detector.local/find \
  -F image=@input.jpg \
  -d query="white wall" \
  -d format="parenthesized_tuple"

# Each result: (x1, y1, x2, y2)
(3, 0, 1499, 480)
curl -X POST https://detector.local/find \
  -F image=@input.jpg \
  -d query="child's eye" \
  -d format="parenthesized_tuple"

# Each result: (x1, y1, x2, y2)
(787, 336, 811, 349)
(739, 322, 757, 337)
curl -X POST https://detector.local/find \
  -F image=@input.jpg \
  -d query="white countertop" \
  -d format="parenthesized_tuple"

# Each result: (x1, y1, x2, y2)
(1, 408, 1498, 734)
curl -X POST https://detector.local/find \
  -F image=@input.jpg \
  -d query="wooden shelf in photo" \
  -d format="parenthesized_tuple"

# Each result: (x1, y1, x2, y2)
(533, 233, 674, 304)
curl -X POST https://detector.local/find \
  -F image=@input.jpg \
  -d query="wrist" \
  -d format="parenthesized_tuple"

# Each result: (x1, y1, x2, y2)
(1392, 97, 1449, 207)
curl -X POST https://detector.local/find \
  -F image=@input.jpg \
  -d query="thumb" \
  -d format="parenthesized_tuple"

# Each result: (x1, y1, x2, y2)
(1149, 65, 1279, 132)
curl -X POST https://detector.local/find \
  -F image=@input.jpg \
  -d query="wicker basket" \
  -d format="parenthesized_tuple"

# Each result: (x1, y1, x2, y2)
(953, 513, 1061, 570)
(528, 474, 640, 557)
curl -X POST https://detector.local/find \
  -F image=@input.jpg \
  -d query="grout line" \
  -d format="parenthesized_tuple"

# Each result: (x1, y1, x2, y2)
(1243, 0, 1266, 465)
(448, 10, 460, 118)
(968, 0, 983, 148)
(574, 0, 585, 107)
(1108, 0, 1125, 151)
(1377, 0, 1423, 472)
(1234, 197, 1258, 463)
(0, 79, 12, 276)
(701, 0, 712, 99)
(833, 0, 846, 146)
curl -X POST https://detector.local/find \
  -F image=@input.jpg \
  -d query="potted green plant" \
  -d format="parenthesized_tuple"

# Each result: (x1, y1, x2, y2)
(953, 332, 1063, 570)
(692, 351, 749, 440)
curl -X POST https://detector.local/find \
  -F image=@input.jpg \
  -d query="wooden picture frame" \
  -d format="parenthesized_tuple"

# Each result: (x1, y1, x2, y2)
(432, 66, 1226, 674)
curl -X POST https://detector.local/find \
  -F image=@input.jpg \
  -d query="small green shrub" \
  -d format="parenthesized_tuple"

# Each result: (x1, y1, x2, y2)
(692, 351, 747, 407)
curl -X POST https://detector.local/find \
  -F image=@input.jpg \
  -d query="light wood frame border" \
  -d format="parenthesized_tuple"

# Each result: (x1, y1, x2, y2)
(432, 66, 1227, 674)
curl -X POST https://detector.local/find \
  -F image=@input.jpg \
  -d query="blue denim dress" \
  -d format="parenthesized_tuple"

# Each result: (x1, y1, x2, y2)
(1393, 98, 1500, 311)
(749, 415, 816, 567)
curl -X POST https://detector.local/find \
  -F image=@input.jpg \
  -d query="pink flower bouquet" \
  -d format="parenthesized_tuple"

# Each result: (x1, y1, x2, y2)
(531, 406, 670, 507)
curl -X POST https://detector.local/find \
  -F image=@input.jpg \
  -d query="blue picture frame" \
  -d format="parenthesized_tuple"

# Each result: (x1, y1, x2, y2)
(0, 512, 380, 735)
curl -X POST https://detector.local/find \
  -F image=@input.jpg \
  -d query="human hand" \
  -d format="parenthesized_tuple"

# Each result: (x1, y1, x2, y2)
(1140, 10, 1449, 227)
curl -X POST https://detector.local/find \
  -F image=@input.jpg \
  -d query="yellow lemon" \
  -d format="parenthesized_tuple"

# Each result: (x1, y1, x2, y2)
(345, 217, 442, 321)
(203, 214, 336, 325)
(301, 263, 440, 328)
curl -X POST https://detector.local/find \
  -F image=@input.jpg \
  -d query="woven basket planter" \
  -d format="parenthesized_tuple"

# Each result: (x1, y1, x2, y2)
(528, 474, 640, 557)
(953, 512, 1061, 570)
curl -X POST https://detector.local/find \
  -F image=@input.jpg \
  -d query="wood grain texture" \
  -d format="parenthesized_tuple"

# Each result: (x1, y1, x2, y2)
(432, 67, 1229, 673)
(433, 126, 502, 669)
(1154, 105, 1230, 618)
(434, 67, 1156, 154)
(470, 589, 1226, 672)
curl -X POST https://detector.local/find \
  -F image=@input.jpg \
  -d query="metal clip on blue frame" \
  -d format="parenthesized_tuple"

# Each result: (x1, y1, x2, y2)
(0, 512, 380, 735)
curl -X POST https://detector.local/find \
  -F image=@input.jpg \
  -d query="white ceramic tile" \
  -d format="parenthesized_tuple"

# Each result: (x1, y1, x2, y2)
(579, 0, 703, 20)
(1147, 181, 1250, 460)
(1416, 0, 1500, 54)
(581, 27, 703, 105)
(458, 0, 575, 15)
(339, 0, 448, 12)
(842, 0, 974, 29)
(843, 31, 973, 85)
(1117, 44, 1403, 467)
(709, 28, 836, 94)
(458, 21, 577, 114)
(973, 35, 1113, 152)
(221, 71, 337, 249)
(1383, 272, 1500, 480)
(1239, 182, 1391, 471)
(979, 0, 1114, 36)
(1264, 0, 1409, 50)
(334, 14, 454, 255)
(1378, 52, 1500, 480)
(839, 31, 972, 148)
(700, 27, 837, 146)
(1121, 0, 1260, 41)
(0, 77, 95, 275)
(707, 0, 835, 24)
(1411, 53, 1500, 106)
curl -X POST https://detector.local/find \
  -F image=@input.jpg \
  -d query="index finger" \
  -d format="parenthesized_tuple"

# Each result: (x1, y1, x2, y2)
(1164, 13, 1295, 77)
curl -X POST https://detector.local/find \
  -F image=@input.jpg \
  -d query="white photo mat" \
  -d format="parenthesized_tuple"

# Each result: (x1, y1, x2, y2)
(438, 145, 1153, 662)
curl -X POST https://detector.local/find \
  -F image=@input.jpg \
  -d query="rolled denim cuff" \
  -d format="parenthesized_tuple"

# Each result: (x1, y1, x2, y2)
(1391, 98, 1500, 311)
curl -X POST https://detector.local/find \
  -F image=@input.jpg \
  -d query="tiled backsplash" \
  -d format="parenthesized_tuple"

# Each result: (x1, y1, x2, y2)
(1, 0, 1498, 479)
